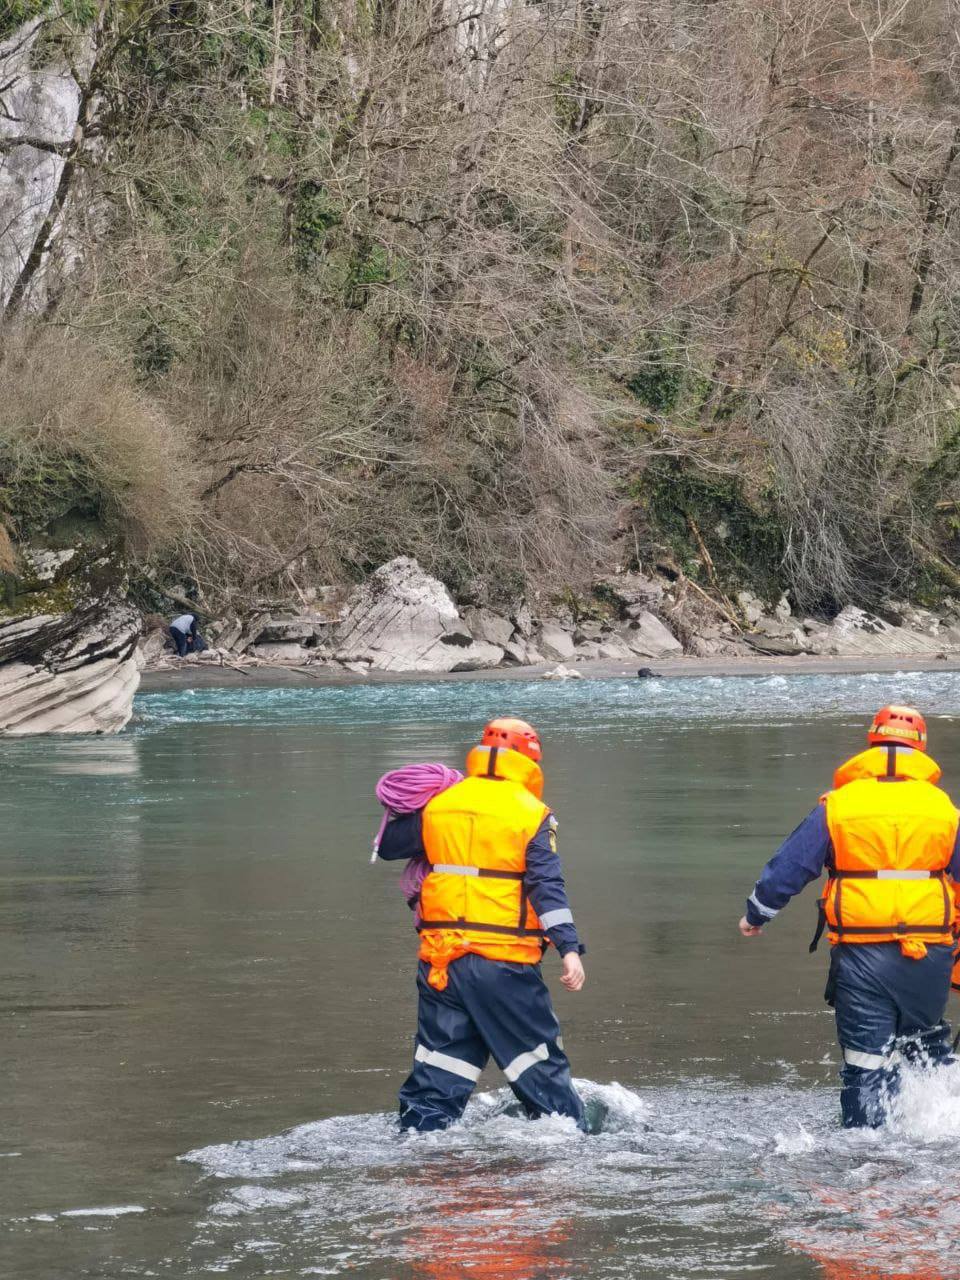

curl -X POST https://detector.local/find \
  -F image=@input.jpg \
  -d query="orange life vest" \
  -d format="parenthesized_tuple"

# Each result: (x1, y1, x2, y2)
(418, 745, 550, 990)
(818, 745, 958, 958)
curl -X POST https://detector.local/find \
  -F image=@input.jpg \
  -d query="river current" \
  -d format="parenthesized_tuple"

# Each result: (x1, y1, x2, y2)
(5, 671, 960, 1279)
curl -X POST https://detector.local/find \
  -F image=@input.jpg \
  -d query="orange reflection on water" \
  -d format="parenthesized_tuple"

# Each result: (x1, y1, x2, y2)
(402, 1161, 574, 1280)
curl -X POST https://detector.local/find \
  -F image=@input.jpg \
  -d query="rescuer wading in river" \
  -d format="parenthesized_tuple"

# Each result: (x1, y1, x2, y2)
(377, 718, 587, 1132)
(739, 705, 960, 1128)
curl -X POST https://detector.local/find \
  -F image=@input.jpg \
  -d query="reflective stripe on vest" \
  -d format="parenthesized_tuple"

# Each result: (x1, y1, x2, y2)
(819, 747, 959, 949)
(430, 864, 524, 880)
(419, 745, 550, 968)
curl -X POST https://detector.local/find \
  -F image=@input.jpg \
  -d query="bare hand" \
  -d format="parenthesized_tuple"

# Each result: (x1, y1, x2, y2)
(739, 915, 763, 938)
(560, 952, 585, 991)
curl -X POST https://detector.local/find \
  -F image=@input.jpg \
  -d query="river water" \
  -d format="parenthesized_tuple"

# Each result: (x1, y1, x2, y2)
(5, 671, 960, 1279)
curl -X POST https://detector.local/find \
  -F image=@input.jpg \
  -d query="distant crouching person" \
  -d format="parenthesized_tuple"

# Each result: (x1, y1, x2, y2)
(169, 613, 207, 658)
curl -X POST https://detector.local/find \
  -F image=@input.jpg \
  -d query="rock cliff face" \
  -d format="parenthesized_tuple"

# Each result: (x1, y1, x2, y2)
(0, 19, 85, 311)
(0, 545, 142, 734)
(0, 599, 141, 734)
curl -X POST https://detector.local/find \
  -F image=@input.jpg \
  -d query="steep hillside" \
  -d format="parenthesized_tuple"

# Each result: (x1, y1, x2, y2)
(4, 0, 960, 618)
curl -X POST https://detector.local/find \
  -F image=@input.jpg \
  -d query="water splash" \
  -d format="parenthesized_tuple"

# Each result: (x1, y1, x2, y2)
(175, 1069, 960, 1279)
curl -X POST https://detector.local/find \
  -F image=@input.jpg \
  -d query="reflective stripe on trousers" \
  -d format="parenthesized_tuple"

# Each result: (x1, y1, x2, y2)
(503, 1042, 550, 1083)
(827, 942, 953, 1128)
(414, 1044, 482, 1082)
(842, 1047, 887, 1071)
(399, 954, 584, 1132)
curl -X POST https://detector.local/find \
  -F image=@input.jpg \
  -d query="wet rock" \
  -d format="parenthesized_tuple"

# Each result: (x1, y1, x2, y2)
(542, 664, 583, 680)
(619, 611, 682, 658)
(538, 621, 576, 662)
(636, 667, 662, 678)
(335, 557, 507, 673)
(0, 598, 141, 735)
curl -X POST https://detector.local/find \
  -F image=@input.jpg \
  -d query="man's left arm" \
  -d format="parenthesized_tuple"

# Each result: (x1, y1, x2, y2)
(524, 815, 583, 958)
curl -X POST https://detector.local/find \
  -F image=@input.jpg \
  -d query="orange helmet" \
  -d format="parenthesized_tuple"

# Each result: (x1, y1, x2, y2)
(868, 704, 927, 751)
(481, 717, 542, 762)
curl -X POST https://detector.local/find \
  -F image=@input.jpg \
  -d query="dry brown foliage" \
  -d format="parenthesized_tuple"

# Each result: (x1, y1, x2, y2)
(6, 0, 960, 607)
(0, 328, 194, 555)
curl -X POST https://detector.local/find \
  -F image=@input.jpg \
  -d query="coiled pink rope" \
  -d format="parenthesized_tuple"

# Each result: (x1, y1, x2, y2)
(371, 762, 464, 861)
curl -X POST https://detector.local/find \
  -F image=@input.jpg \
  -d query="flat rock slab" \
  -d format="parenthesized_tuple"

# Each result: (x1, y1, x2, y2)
(810, 606, 946, 658)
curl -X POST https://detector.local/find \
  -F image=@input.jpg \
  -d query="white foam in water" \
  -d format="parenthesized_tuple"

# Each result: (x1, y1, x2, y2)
(772, 1125, 817, 1155)
(132, 670, 960, 735)
(60, 1205, 147, 1218)
(176, 1073, 960, 1278)
(886, 1056, 960, 1140)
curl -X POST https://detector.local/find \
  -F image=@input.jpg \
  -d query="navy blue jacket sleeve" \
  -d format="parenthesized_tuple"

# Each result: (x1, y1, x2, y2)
(745, 805, 832, 927)
(377, 811, 425, 861)
(949, 824, 960, 881)
(524, 814, 583, 958)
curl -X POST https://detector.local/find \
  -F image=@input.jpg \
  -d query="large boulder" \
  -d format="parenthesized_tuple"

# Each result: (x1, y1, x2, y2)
(463, 606, 514, 649)
(537, 621, 576, 662)
(619, 610, 683, 658)
(334, 558, 504, 672)
(0, 598, 141, 734)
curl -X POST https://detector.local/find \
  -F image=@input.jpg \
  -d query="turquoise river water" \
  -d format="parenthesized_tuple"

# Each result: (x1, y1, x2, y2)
(5, 671, 960, 1279)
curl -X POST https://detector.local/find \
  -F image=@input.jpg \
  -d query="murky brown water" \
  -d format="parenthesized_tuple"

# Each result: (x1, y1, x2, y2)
(4, 673, 960, 1279)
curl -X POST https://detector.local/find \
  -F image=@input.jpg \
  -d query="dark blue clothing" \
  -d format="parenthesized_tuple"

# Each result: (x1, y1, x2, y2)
(378, 810, 582, 957)
(398, 955, 584, 1132)
(168, 620, 207, 658)
(744, 804, 960, 926)
(743, 782, 960, 1127)
(827, 942, 953, 1127)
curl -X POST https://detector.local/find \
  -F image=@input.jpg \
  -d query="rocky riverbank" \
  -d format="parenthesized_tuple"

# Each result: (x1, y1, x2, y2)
(4, 547, 960, 734)
(139, 556, 960, 683)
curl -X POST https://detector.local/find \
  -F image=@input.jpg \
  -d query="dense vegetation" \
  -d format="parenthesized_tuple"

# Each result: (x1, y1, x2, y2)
(4, 0, 960, 613)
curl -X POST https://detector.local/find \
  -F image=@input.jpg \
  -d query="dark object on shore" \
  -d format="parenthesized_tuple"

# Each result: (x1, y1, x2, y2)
(637, 667, 662, 679)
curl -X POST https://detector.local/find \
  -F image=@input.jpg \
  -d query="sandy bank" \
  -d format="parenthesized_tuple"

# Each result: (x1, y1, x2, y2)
(138, 653, 960, 693)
